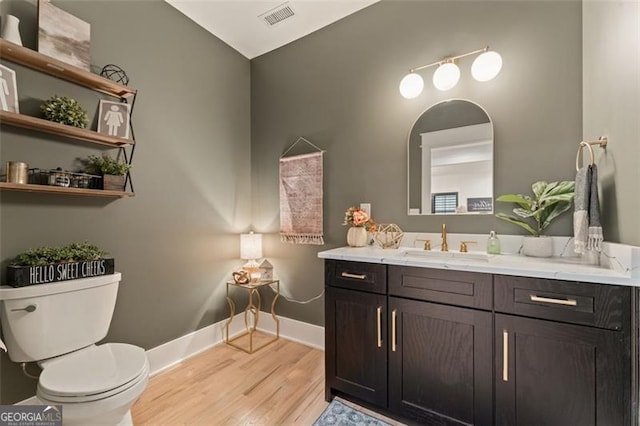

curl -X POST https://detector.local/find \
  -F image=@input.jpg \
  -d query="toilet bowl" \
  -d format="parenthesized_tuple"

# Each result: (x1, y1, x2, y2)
(36, 343, 149, 426)
(0, 274, 150, 426)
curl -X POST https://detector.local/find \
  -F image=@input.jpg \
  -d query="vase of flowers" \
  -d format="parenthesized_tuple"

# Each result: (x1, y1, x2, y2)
(343, 207, 375, 247)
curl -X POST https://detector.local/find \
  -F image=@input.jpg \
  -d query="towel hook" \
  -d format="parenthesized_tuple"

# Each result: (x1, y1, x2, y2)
(575, 141, 595, 171)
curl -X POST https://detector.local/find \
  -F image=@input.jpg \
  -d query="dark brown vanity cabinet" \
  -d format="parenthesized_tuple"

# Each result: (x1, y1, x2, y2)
(494, 275, 632, 426)
(388, 297, 493, 425)
(387, 266, 493, 425)
(325, 261, 494, 424)
(324, 260, 635, 426)
(325, 261, 388, 406)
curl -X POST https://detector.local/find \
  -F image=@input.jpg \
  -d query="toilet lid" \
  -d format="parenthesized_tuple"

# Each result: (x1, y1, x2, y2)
(39, 343, 147, 397)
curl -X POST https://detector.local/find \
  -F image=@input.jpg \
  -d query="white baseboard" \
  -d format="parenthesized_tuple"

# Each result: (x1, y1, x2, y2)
(147, 313, 324, 376)
(258, 315, 324, 351)
(146, 313, 244, 377)
(16, 396, 39, 405)
(15, 314, 324, 405)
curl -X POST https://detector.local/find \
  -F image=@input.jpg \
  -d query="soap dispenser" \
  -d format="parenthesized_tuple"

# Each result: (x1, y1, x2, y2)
(487, 231, 501, 254)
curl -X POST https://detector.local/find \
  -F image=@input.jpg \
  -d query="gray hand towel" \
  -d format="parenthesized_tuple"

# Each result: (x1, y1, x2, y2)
(587, 164, 603, 251)
(573, 166, 590, 254)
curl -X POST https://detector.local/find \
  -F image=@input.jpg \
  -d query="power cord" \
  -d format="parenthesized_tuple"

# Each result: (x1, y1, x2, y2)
(268, 283, 324, 304)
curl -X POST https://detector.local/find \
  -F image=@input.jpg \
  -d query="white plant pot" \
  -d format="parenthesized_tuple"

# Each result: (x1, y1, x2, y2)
(347, 227, 368, 247)
(1, 15, 23, 46)
(522, 236, 554, 258)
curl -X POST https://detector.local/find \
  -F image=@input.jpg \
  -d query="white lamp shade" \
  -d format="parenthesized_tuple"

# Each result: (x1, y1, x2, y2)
(399, 73, 424, 99)
(240, 233, 262, 260)
(432, 62, 460, 91)
(471, 51, 503, 82)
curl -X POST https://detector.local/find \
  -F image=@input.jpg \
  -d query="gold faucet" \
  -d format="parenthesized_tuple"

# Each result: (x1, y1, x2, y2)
(441, 224, 448, 252)
(459, 241, 477, 252)
(416, 239, 431, 250)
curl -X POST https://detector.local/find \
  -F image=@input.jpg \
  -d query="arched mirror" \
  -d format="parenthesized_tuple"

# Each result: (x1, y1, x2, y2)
(408, 99, 494, 215)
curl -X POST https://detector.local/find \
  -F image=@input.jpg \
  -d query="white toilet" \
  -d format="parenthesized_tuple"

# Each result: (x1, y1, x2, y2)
(0, 273, 149, 425)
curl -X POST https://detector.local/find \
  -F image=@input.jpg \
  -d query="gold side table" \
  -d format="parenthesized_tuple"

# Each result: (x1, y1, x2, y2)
(224, 279, 280, 354)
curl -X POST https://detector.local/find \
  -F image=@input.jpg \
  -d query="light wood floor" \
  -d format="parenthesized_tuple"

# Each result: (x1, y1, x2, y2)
(132, 334, 327, 425)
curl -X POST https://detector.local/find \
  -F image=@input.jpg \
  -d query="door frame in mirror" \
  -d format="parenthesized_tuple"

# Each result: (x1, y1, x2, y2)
(407, 98, 494, 216)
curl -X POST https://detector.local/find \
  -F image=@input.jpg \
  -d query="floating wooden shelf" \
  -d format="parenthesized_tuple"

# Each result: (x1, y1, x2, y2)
(0, 39, 136, 99)
(0, 110, 134, 147)
(0, 182, 134, 198)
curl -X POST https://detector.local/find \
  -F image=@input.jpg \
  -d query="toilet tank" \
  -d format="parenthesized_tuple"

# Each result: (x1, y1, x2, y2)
(0, 273, 121, 362)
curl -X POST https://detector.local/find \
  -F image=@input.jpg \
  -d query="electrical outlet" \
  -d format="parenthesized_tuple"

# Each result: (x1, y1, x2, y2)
(360, 203, 371, 217)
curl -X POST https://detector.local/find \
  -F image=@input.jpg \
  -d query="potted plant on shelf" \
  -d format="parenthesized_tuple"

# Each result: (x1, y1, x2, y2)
(343, 206, 376, 247)
(495, 180, 575, 257)
(40, 95, 89, 128)
(86, 154, 131, 191)
(7, 242, 115, 287)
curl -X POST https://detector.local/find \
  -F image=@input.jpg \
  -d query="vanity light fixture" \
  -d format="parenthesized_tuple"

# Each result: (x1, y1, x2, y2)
(399, 46, 502, 98)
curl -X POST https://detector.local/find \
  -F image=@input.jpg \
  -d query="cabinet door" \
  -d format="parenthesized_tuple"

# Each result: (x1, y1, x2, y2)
(388, 297, 493, 425)
(496, 314, 628, 426)
(325, 286, 388, 406)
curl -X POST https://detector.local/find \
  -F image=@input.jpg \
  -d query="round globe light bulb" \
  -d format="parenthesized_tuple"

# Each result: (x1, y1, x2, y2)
(471, 51, 503, 82)
(432, 62, 460, 91)
(399, 73, 424, 99)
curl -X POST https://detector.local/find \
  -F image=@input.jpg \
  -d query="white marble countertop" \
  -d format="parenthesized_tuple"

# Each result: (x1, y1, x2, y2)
(318, 235, 640, 287)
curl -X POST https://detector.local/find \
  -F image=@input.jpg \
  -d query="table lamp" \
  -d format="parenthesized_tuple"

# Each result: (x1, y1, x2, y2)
(240, 232, 262, 282)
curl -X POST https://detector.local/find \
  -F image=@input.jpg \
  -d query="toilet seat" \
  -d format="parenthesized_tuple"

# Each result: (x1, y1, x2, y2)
(37, 343, 148, 403)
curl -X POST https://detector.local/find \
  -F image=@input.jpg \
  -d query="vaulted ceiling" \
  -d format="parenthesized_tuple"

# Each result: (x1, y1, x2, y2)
(165, 0, 380, 59)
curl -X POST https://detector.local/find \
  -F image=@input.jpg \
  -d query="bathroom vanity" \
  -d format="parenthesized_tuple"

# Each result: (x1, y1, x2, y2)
(320, 242, 640, 425)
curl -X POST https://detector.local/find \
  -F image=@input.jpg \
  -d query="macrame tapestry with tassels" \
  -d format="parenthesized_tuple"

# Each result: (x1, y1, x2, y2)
(279, 151, 324, 245)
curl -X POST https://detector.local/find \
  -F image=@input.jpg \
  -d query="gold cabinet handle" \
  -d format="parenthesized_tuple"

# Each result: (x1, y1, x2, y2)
(502, 330, 509, 381)
(391, 309, 397, 352)
(376, 306, 382, 348)
(341, 272, 367, 280)
(530, 295, 577, 306)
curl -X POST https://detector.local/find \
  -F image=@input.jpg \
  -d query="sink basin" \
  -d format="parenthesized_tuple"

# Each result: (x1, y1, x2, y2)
(397, 248, 490, 262)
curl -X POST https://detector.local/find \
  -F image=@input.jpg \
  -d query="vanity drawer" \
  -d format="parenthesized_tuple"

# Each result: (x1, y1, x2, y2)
(388, 266, 492, 310)
(325, 260, 387, 294)
(494, 275, 630, 330)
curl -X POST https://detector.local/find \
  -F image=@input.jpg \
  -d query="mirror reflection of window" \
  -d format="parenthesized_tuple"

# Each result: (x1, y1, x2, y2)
(408, 99, 493, 215)
(432, 192, 458, 214)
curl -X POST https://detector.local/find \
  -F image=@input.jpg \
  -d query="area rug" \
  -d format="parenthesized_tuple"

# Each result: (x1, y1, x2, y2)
(313, 399, 393, 426)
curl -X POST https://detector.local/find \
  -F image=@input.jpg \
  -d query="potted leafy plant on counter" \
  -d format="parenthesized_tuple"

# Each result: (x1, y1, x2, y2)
(86, 154, 131, 191)
(495, 180, 575, 257)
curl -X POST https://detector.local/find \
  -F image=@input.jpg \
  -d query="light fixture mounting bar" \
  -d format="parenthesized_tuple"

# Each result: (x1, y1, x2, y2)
(410, 46, 489, 73)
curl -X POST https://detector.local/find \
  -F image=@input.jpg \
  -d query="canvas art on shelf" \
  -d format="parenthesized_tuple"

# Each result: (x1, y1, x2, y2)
(0, 64, 19, 113)
(38, 0, 90, 71)
(97, 100, 131, 139)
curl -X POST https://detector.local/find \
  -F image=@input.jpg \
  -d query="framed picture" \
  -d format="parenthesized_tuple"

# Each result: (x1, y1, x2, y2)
(467, 197, 493, 212)
(97, 100, 131, 139)
(38, 0, 91, 71)
(0, 64, 19, 113)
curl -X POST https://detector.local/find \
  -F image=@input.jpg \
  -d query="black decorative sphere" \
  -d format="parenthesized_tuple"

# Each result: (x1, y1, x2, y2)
(100, 64, 129, 86)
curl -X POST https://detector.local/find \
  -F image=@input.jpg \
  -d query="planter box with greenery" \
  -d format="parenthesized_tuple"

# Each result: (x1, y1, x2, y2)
(7, 242, 115, 287)
(86, 154, 132, 191)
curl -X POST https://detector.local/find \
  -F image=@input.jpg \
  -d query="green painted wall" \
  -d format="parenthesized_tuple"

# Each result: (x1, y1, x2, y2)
(250, 1, 583, 324)
(0, 0, 251, 403)
(583, 1, 640, 246)
(3, 0, 636, 407)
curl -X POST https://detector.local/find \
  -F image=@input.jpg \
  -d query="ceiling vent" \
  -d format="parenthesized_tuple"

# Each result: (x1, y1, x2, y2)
(259, 2, 296, 26)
